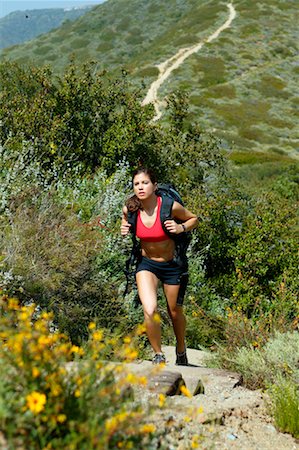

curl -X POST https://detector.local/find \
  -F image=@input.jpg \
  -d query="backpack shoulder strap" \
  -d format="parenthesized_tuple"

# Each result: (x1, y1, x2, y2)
(159, 195, 175, 239)
(159, 195, 174, 223)
(127, 210, 137, 237)
(124, 209, 140, 297)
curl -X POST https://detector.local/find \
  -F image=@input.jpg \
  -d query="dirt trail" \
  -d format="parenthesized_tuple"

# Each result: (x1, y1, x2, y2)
(128, 346, 299, 449)
(141, 3, 236, 121)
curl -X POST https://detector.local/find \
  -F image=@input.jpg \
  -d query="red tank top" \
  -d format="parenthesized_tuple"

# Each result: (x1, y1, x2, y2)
(136, 196, 170, 242)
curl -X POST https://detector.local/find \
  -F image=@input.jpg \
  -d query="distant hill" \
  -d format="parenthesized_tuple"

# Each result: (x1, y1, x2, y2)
(0, 6, 100, 49)
(1, 0, 298, 160)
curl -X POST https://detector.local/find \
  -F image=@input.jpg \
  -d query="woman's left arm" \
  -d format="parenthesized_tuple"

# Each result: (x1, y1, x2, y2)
(164, 201, 199, 235)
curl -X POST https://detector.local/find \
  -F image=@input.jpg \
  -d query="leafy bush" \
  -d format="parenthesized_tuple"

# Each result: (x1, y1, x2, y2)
(185, 302, 225, 349)
(0, 60, 165, 177)
(0, 188, 126, 344)
(232, 193, 299, 318)
(0, 297, 164, 448)
(0, 296, 205, 448)
(213, 330, 299, 390)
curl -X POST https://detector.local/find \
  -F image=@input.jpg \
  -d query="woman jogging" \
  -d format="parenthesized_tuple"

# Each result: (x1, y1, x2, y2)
(121, 167, 198, 365)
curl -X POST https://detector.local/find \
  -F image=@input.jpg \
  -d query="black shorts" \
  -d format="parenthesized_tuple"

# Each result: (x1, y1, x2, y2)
(136, 257, 188, 306)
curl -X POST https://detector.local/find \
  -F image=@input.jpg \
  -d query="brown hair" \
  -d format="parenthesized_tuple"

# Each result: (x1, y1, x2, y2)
(125, 167, 158, 212)
(131, 166, 158, 186)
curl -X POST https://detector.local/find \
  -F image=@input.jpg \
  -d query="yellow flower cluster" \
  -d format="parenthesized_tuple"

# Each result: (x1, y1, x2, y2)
(0, 296, 205, 448)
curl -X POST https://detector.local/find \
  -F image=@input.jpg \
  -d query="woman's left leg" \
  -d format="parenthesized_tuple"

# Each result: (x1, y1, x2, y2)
(163, 284, 186, 353)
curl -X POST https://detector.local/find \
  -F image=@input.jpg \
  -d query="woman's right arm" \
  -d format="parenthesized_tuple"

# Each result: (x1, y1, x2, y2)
(120, 205, 131, 236)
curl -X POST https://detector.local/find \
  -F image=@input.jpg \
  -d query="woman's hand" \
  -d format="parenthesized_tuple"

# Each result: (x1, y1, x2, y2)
(120, 222, 131, 236)
(164, 220, 184, 234)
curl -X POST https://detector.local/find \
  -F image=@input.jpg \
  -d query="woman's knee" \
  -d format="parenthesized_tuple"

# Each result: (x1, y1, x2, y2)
(143, 308, 158, 321)
(168, 306, 183, 321)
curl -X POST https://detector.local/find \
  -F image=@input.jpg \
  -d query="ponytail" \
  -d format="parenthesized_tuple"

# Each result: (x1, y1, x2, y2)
(125, 194, 142, 212)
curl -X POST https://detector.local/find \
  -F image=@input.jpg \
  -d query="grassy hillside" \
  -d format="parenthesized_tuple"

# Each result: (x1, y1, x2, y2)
(1, 0, 298, 159)
(0, 6, 98, 50)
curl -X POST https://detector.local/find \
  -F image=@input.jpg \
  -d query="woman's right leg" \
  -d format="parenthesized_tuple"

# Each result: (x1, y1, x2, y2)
(135, 270, 161, 354)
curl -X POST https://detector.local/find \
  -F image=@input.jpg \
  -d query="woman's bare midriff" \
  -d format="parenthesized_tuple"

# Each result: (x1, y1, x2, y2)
(140, 239, 175, 262)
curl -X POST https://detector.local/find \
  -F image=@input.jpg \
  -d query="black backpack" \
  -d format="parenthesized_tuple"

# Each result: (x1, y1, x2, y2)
(124, 183, 191, 296)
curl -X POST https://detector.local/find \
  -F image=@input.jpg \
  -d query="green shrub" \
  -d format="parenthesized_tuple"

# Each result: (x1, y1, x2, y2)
(269, 377, 299, 438)
(0, 297, 175, 449)
(0, 60, 165, 176)
(0, 189, 127, 343)
(232, 193, 299, 318)
(214, 331, 299, 390)
(185, 306, 225, 349)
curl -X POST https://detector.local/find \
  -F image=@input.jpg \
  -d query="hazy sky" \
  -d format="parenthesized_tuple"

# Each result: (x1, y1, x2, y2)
(0, 0, 105, 18)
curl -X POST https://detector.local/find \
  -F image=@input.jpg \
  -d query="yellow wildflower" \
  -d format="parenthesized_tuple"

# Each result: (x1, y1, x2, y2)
(153, 313, 161, 323)
(180, 385, 192, 398)
(74, 389, 81, 397)
(123, 336, 131, 344)
(88, 322, 96, 330)
(71, 345, 84, 355)
(41, 311, 52, 320)
(57, 343, 70, 355)
(76, 376, 83, 386)
(50, 142, 56, 154)
(191, 435, 199, 448)
(92, 330, 103, 342)
(38, 336, 52, 347)
(26, 391, 47, 414)
(123, 347, 138, 361)
(8, 298, 19, 309)
(197, 406, 204, 414)
(19, 311, 30, 321)
(70, 345, 80, 353)
(34, 320, 47, 332)
(159, 393, 166, 407)
(136, 323, 146, 335)
(105, 416, 118, 434)
(126, 373, 137, 384)
(51, 384, 62, 397)
(32, 367, 40, 378)
(140, 424, 156, 433)
(57, 414, 67, 423)
(138, 376, 147, 386)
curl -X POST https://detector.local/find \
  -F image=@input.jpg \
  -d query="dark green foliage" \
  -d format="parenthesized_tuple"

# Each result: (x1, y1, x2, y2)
(0, 60, 165, 176)
(232, 193, 298, 318)
(186, 311, 225, 349)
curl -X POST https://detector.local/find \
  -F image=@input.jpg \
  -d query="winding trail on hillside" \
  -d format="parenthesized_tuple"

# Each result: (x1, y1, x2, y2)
(142, 3, 236, 121)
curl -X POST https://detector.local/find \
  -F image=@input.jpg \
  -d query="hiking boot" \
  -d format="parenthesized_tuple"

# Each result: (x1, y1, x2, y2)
(152, 353, 166, 365)
(176, 348, 188, 366)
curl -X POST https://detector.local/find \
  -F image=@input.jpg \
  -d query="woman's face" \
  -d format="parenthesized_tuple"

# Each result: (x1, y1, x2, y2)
(133, 172, 157, 200)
